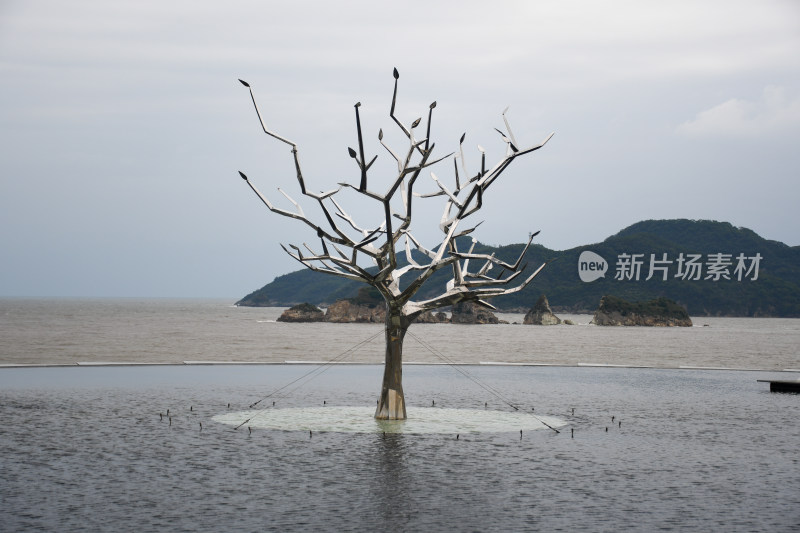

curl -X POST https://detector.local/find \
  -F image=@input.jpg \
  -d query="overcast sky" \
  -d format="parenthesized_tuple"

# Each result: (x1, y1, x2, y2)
(1, 0, 798, 298)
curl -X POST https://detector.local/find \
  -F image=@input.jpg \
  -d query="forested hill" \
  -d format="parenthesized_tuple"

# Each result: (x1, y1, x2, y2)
(237, 219, 800, 317)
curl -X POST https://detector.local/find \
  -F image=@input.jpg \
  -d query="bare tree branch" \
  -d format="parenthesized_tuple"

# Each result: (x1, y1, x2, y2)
(238, 70, 551, 315)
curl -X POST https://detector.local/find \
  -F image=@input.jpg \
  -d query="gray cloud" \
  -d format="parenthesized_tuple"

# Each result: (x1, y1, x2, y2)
(677, 86, 800, 138)
(1, 0, 798, 297)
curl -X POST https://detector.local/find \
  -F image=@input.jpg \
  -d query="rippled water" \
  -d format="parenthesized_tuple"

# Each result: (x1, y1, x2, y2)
(1, 364, 799, 532)
(1, 299, 799, 369)
(1, 300, 799, 531)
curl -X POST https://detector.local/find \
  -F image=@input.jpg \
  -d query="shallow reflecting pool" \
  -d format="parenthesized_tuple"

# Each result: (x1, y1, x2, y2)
(213, 406, 566, 434)
(1, 364, 798, 532)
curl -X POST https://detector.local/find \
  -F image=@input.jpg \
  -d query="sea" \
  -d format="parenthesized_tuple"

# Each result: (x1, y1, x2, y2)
(1, 298, 798, 532)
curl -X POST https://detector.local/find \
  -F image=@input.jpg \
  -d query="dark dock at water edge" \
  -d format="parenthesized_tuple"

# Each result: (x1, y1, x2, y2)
(758, 379, 800, 393)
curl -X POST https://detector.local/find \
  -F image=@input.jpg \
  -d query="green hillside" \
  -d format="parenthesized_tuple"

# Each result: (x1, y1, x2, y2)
(237, 219, 800, 317)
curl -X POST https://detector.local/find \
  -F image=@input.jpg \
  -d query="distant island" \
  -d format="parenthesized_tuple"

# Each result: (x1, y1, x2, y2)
(277, 292, 689, 327)
(276, 287, 499, 324)
(238, 219, 800, 317)
(591, 295, 692, 327)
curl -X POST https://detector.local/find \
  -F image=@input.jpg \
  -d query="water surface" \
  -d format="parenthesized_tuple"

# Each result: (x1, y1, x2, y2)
(2, 299, 798, 369)
(1, 364, 798, 532)
(1, 299, 798, 531)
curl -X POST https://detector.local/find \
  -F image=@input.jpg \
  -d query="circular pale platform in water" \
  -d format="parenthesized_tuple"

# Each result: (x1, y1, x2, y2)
(212, 406, 566, 434)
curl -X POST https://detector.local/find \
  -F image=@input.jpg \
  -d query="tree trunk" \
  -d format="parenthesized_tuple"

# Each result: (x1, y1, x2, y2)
(375, 304, 409, 420)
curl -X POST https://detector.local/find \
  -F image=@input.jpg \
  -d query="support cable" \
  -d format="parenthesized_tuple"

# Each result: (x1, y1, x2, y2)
(234, 329, 383, 430)
(407, 330, 560, 433)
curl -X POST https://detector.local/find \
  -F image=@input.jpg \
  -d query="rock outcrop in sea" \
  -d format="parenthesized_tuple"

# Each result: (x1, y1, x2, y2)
(450, 302, 500, 324)
(276, 298, 450, 324)
(591, 295, 692, 327)
(277, 303, 325, 322)
(523, 294, 562, 325)
(414, 311, 450, 323)
(323, 299, 385, 323)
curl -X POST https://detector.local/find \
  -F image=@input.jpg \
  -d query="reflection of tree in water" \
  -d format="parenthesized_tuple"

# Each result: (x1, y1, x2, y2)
(373, 433, 414, 526)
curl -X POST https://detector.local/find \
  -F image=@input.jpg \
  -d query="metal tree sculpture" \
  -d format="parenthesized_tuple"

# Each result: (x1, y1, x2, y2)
(237, 69, 553, 420)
